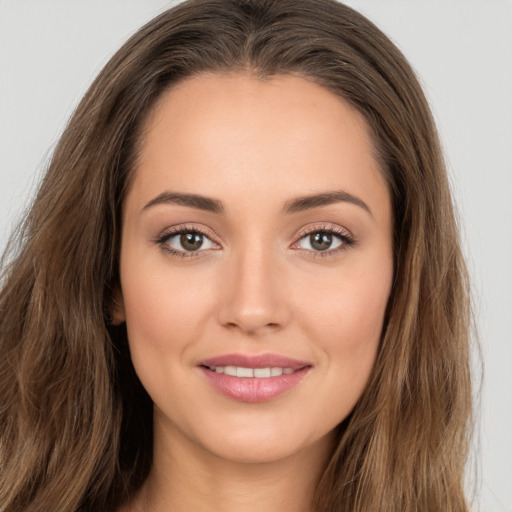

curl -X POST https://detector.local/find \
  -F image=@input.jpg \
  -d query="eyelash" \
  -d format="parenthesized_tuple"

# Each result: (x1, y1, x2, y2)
(155, 224, 356, 260)
(155, 225, 216, 260)
(294, 224, 356, 258)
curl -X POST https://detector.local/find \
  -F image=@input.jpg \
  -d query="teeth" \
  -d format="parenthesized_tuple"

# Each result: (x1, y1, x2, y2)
(236, 367, 253, 378)
(209, 366, 295, 378)
(224, 366, 237, 376)
(253, 367, 271, 378)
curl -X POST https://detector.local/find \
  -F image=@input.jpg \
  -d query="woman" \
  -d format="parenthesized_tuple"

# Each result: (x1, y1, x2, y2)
(0, 0, 473, 511)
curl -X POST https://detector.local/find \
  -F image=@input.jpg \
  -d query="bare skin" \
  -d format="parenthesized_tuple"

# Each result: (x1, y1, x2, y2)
(114, 73, 393, 512)
(129, 420, 334, 512)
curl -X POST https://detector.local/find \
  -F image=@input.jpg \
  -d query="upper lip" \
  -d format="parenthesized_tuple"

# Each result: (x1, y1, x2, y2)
(199, 353, 312, 369)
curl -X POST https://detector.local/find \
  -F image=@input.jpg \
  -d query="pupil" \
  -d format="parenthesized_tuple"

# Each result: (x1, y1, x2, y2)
(310, 232, 332, 251)
(181, 232, 203, 251)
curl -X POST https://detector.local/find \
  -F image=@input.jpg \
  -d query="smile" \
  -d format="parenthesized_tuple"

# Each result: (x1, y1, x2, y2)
(204, 366, 295, 377)
(199, 353, 312, 402)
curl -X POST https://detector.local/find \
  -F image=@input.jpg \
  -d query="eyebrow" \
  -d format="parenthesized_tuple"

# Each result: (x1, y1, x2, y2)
(281, 190, 372, 217)
(143, 191, 224, 214)
(142, 189, 372, 217)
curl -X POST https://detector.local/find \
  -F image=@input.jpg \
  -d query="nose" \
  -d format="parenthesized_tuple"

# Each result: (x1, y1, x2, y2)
(215, 242, 290, 336)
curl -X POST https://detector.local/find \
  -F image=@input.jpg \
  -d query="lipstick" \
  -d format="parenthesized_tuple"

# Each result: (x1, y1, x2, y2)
(198, 353, 312, 403)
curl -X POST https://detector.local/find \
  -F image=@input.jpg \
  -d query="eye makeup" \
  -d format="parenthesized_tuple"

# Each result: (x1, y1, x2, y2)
(292, 223, 356, 259)
(154, 222, 357, 260)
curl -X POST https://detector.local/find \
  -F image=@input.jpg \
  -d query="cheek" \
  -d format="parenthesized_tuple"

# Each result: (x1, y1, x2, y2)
(119, 254, 215, 377)
(295, 259, 392, 410)
(299, 264, 391, 346)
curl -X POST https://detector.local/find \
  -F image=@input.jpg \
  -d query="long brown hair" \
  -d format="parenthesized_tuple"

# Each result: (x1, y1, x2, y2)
(0, 1, 473, 510)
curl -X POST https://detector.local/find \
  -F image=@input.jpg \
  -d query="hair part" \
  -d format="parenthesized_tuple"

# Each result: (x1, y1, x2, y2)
(0, 1, 473, 510)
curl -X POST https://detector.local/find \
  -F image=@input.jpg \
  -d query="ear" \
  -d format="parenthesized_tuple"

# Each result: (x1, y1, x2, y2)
(109, 286, 126, 325)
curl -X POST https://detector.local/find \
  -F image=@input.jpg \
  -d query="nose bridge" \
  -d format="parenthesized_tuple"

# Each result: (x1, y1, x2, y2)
(216, 233, 289, 334)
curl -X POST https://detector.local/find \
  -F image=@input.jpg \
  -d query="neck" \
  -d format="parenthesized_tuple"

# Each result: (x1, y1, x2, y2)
(131, 420, 334, 512)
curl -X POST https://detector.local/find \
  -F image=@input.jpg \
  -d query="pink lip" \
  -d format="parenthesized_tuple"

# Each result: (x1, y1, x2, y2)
(198, 353, 312, 403)
(200, 353, 310, 369)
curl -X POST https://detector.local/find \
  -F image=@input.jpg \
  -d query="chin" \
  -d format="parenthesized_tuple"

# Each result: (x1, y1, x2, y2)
(191, 420, 335, 466)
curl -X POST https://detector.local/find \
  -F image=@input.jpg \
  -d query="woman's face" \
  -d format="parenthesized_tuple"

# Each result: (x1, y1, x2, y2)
(115, 73, 393, 465)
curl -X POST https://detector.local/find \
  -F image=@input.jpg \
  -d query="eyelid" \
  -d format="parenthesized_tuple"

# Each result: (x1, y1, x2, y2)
(155, 224, 221, 258)
(294, 223, 353, 241)
(155, 222, 355, 259)
(156, 224, 216, 241)
(291, 223, 356, 257)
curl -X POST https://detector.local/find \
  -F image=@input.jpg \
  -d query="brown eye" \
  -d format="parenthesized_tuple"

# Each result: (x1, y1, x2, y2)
(180, 232, 204, 251)
(161, 229, 217, 254)
(297, 230, 344, 252)
(310, 232, 333, 251)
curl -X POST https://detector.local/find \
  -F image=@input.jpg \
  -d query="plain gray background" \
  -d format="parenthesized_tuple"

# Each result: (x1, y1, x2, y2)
(0, 1, 511, 510)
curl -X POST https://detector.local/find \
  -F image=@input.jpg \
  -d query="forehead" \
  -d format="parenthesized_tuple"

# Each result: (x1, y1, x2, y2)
(139, 72, 376, 161)
(129, 72, 389, 219)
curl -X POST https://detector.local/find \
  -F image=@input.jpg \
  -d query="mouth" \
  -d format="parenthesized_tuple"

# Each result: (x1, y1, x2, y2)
(198, 353, 312, 402)
(202, 365, 297, 378)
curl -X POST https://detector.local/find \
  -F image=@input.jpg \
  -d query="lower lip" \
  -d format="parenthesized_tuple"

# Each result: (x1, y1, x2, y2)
(200, 367, 311, 403)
